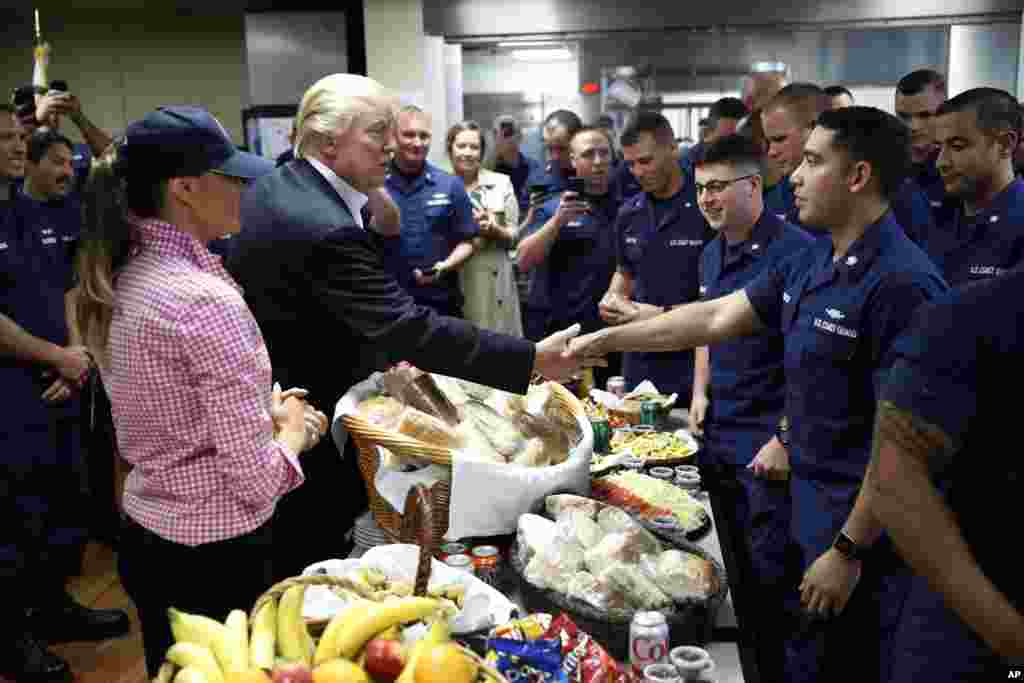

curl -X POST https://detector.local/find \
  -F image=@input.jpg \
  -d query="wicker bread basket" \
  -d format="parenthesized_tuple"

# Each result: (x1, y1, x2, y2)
(343, 381, 586, 541)
(250, 484, 509, 682)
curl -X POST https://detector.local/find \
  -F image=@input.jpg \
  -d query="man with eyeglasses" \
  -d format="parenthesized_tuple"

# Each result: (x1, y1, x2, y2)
(571, 108, 948, 682)
(518, 126, 623, 385)
(688, 135, 813, 682)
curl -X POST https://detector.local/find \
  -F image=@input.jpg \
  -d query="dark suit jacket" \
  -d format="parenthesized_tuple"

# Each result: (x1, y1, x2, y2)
(228, 160, 535, 573)
(229, 158, 535, 414)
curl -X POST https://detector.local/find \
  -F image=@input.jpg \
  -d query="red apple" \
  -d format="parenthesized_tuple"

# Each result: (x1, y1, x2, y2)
(364, 638, 407, 682)
(272, 661, 314, 683)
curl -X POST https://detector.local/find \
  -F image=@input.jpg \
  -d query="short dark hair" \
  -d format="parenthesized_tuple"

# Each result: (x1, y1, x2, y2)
(936, 87, 1021, 139)
(543, 110, 583, 137)
(570, 125, 613, 149)
(709, 97, 749, 123)
(765, 83, 831, 126)
(446, 120, 485, 160)
(595, 114, 615, 129)
(897, 69, 946, 96)
(620, 110, 675, 147)
(815, 106, 910, 199)
(27, 129, 73, 164)
(824, 85, 854, 101)
(696, 134, 764, 172)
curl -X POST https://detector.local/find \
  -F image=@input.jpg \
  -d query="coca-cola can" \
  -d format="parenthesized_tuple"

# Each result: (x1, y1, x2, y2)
(630, 611, 670, 678)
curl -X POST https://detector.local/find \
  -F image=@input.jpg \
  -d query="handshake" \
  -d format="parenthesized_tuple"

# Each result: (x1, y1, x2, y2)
(271, 383, 329, 454)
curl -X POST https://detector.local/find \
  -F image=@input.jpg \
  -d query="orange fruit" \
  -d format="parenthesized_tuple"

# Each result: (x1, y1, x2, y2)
(225, 672, 272, 683)
(414, 643, 478, 683)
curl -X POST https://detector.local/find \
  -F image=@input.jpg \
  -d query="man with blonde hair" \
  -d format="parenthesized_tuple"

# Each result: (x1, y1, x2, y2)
(228, 74, 595, 577)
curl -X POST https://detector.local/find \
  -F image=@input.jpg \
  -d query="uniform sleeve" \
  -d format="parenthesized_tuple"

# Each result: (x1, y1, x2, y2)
(448, 182, 479, 242)
(881, 291, 976, 449)
(744, 256, 793, 331)
(614, 209, 635, 275)
(312, 226, 536, 394)
(177, 295, 304, 508)
(866, 271, 948, 393)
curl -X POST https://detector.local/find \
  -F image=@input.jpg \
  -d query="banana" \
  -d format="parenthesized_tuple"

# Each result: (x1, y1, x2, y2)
(313, 600, 373, 666)
(425, 617, 450, 644)
(378, 623, 401, 641)
(172, 667, 209, 683)
(168, 608, 233, 673)
(276, 585, 311, 664)
(222, 610, 249, 673)
(249, 600, 276, 670)
(316, 596, 439, 664)
(165, 642, 224, 683)
(154, 661, 176, 683)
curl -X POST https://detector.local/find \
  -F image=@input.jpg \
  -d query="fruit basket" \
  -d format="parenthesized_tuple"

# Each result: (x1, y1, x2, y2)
(340, 380, 589, 542)
(149, 485, 509, 683)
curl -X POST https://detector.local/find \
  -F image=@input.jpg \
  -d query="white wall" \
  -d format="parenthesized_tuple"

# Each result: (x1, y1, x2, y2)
(366, 0, 457, 167)
(948, 22, 1020, 97)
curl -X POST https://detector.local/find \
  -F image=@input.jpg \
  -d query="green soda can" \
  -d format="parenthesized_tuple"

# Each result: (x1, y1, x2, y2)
(640, 400, 660, 428)
(591, 417, 612, 454)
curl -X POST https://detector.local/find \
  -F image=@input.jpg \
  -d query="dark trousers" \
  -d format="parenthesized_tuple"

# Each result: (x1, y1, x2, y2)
(117, 516, 275, 678)
(269, 436, 363, 581)
(703, 458, 791, 683)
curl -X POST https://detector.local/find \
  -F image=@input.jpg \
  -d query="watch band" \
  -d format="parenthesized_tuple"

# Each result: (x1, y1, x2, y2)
(776, 417, 791, 448)
(833, 531, 864, 561)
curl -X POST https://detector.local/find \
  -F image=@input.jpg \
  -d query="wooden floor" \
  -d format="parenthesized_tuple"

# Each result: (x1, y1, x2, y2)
(1, 542, 148, 683)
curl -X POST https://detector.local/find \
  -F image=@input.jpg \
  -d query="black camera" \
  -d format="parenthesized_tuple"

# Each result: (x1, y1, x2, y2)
(567, 176, 587, 196)
(11, 85, 37, 118)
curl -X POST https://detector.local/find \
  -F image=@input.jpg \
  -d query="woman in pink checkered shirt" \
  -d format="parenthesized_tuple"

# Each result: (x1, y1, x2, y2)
(72, 107, 328, 678)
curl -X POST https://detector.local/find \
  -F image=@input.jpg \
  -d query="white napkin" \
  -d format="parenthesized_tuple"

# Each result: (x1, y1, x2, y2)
(624, 380, 678, 407)
(301, 544, 516, 634)
(374, 455, 449, 511)
(445, 411, 593, 540)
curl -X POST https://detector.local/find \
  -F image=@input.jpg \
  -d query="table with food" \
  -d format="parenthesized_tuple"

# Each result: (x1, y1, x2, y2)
(146, 369, 749, 683)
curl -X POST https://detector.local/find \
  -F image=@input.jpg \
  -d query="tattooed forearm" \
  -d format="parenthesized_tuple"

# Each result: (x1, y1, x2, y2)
(869, 400, 957, 491)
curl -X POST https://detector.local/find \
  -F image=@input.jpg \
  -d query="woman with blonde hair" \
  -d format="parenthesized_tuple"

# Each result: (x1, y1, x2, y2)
(75, 106, 327, 677)
(446, 120, 523, 335)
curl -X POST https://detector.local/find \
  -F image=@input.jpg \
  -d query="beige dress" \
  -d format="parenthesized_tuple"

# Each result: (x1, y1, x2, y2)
(459, 169, 523, 336)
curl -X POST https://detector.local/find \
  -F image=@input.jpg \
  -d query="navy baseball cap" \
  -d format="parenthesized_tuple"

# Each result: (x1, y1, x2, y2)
(118, 105, 272, 180)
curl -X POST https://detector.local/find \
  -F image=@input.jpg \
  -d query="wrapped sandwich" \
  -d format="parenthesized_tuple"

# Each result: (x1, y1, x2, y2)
(546, 494, 603, 520)
(639, 549, 718, 602)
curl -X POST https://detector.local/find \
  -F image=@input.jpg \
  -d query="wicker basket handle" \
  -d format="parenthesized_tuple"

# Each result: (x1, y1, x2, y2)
(400, 483, 436, 597)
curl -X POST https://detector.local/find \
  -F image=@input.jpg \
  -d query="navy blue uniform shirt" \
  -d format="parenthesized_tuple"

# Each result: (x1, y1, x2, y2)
(762, 178, 797, 223)
(700, 212, 814, 465)
(923, 177, 1024, 287)
(884, 269, 1024, 611)
(494, 151, 542, 217)
(746, 211, 947, 559)
(383, 161, 478, 314)
(523, 191, 621, 335)
(1, 191, 82, 428)
(616, 179, 715, 399)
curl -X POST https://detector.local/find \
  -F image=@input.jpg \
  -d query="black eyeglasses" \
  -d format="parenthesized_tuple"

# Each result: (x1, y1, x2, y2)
(694, 174, 757, 196)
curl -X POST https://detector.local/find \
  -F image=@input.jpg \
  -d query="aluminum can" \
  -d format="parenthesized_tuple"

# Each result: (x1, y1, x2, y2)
(437, 541, 468, 562)
(470, 545, 502, 586)
(640, 400, 661, 427)
(630, 610, 670, 678)
(606, 376, 627, 398)
(443, 553, 475, 575)
(590, 417, 612, 454)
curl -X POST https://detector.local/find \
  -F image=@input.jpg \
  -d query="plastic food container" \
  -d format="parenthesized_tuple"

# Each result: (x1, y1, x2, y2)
(649, 466, 675, 480)
(670, 645, 713, 681)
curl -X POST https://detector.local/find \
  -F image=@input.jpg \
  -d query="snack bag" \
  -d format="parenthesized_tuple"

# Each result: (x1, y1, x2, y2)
(543, 613, 632, 683)
(485, 637, 568, 683)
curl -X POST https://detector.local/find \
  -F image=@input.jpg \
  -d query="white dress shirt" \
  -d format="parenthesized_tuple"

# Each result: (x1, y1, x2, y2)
(307, 156, 369, 230)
